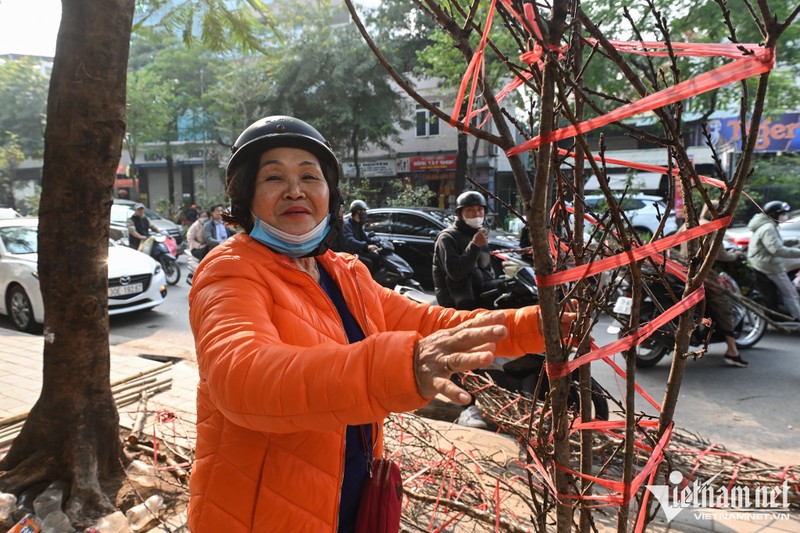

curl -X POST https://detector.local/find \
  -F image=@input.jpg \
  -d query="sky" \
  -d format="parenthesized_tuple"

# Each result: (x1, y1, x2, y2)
(0, 0, 62, 56)
(0, 0, 381, 57)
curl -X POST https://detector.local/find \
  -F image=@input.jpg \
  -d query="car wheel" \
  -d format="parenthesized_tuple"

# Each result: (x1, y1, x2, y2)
(7, 285, 38, 333)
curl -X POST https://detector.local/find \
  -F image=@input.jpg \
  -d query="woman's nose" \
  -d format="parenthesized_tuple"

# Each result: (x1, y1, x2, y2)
(283, 177, 305, 198)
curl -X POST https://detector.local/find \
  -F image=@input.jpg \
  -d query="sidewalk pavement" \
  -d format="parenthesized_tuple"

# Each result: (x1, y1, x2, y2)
(1, 328, 798, 532)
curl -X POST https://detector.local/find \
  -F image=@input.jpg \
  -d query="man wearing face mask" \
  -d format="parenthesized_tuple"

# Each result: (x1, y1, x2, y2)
(187, 209, 210, 260)
(433, 190, 501, 428)
(433, 191, 498, 310)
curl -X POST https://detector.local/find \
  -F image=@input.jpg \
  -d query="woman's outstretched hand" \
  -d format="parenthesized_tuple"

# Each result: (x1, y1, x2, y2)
(413, 312, 508, 405)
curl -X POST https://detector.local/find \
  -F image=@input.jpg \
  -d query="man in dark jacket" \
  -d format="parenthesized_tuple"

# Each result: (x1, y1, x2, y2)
(203, 204, 236, 251)
(126, 203, 160, 250)
(433, 191, 498, 310)
(433, 191, 500, 428)
(338, 200, 381, 273)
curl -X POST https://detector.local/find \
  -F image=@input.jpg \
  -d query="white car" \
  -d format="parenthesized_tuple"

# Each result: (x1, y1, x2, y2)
(582, 193, 678, 238)
(0, 217, 168, 332)
(0, 207, 22, 219)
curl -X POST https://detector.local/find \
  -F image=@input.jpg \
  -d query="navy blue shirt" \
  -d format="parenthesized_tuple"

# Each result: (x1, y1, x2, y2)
(318, 265, 372, 533)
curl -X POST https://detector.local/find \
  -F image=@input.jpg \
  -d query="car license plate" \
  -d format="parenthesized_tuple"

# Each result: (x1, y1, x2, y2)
(613, 296, 632, 315)
(109, 283, 143, 297)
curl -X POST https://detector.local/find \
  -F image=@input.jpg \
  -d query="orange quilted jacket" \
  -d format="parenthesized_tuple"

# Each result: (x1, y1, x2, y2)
(187, 234, 545, 532)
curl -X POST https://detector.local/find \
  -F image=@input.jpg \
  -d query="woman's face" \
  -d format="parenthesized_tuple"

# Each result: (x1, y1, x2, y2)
(251, 146, 330, 235)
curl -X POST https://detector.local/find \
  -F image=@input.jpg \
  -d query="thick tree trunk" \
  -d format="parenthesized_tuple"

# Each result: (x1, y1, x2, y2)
(0, 0, 135, 526)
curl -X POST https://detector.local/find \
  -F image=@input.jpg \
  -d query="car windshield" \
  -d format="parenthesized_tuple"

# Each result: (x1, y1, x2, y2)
(0, 226, 38, 254)
(425, 209, 457, 227)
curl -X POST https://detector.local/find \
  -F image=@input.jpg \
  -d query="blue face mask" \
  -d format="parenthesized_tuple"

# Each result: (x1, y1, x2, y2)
(249, 214, 331, 258)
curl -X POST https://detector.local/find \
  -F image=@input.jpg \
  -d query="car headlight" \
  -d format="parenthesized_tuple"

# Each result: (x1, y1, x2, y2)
(154, 264, 162, 275)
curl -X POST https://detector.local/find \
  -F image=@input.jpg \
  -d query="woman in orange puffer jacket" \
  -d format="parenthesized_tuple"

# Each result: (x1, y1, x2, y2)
(188, 116, 561, 533)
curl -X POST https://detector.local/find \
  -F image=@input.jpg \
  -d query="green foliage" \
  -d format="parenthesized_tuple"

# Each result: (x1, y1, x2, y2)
(581, 0, 800, 115)
(366, 0, 437, 73)
(17, 185, 41, 216)
(204, 55, 276, 145)
(750, 153, 800, 185)
(0, 57, 49, 157)
(262, 4, 411, 162)
(125, 67, 177, 165)
(134, 0, 279, 55)
(385, 180, 436, 208)
(339, 179, 382, 210)
(0, 134, 24, 207)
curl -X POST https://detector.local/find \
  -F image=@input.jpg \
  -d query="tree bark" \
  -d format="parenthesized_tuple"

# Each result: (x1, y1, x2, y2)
(0, 0, 135, 526)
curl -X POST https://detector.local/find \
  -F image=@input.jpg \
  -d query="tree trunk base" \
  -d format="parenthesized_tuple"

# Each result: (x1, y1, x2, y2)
(0, 396, 123, 528)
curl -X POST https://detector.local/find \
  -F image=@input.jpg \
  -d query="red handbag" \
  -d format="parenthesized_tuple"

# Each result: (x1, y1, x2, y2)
(355, 427, 403, 533)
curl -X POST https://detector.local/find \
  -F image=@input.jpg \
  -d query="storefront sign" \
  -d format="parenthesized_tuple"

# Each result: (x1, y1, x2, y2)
(397, 153, 458, 172)
(712, 113, 800, 152)
(342, 159, 396, 178)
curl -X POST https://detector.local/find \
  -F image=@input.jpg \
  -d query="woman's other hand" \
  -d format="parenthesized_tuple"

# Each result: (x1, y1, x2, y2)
(413, 312, 508, 405)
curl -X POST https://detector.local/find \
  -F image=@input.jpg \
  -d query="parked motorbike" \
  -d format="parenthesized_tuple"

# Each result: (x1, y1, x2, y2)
(370, 234, 423, 291)
(607, 254, 766, 368)
(398, 252, 609, 421)
(140, 233, 180, 285)
(184, 249, 199, 286)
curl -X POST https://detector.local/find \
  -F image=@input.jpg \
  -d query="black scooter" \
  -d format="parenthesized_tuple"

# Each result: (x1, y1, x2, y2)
(369, 234, 423, 291)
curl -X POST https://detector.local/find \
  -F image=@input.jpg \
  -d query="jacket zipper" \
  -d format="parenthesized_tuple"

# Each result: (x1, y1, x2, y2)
(347, 263, 382, 464)
(283, 257, 379, 531)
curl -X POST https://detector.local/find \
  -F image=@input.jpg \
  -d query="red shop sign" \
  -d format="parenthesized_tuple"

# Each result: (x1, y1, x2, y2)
(409, 153, 457, 171)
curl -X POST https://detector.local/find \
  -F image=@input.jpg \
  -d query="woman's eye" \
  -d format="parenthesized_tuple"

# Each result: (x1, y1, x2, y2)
(303, 173, 322, 181)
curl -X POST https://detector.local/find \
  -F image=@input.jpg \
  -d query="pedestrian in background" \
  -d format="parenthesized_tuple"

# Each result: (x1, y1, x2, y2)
(187, 209, 210, 260)
(188, 115, 567, 533)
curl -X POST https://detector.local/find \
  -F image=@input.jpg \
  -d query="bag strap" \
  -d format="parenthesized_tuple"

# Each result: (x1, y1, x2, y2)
(359, 424, 377, 476)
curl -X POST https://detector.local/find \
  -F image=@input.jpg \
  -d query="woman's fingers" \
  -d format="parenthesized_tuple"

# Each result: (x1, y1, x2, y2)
(434, 375, 474, 405)
(413, 313, 509, 400)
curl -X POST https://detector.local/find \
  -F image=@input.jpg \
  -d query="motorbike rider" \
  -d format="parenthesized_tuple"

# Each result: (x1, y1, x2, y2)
(203, 204, 236, 251)
(747, 200, 800, 321)
(433, 191, 503, 428)
(187, 209, 210, 260)
(127, 203, 160, 251)
(677, 204, 749, 367)
(338, 199, 381, 273)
